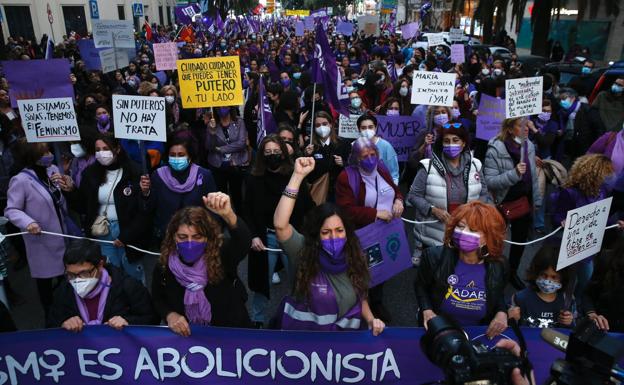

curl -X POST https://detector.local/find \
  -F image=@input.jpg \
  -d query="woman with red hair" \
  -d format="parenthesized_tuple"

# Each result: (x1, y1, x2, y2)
(415, 201, 509, 337)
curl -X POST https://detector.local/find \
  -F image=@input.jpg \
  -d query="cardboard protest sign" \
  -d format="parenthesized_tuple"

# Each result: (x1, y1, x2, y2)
(2, 59, 74, 108)
(427, 33, 445, 47)
(177, 56, 244, 109)
(557, 198, 613, 271)
(153, 42, 178, 71)
(476, 94, 506, 140)
(336, 21, 354, 36)
(450, 44, 465, 63)
(112, 95, 167, 142)
(338, 115, 360, 139)
(506, 76, 543, 118)
(401, 22, 419, 39)
(356, 219, 411, 287)
(18, 97, 80, 143)
(376, 115, 428, 161)
(449, 28, 464, 41)
(411, 71, 455, 106)
(99, 48, 129, 73)
(357, 16, 379, 36)
(92, 20, 134, 49)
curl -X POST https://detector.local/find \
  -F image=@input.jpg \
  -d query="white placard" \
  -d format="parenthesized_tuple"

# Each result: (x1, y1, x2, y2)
(505, 76, 543, 118)
(17, 97, 80, 143)
(112, 95, 167, 142)
(557, 197, 613, 271)
(99, 48, 129, 73)
(357, 15, 380, 36)
(92, 19, 135, 48)
(411, 71, 455, 106)
(427, 33, 445, 47)
(449, 28, 464, 42)
(338, 114, 361, 139)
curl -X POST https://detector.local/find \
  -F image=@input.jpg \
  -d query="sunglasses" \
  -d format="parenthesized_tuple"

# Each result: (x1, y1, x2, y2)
(443, 123, 462, 129)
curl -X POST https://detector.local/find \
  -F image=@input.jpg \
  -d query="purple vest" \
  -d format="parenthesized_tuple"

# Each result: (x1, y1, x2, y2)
(279, 273, 362, 331)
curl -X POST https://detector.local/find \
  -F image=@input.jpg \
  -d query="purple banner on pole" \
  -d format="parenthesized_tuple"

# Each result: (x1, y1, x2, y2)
(77, 39, 103, 71)
(476, 94, 505, 141)
(256, 76, 277, 145)
(311, 24, 349, 116)
(356, 219, 411, 287)
(2, 59, 74, 108)
(400, 22, 419, 39)
(1, 325, 622, 384)
(336, 21, 354, 36)
(175, 4, 200, 25)
(376, 115, 428, 161)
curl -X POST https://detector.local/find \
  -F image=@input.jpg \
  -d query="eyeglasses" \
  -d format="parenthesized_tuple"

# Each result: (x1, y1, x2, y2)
(443, 123, 463, 129)
(65, 266, 97, 280)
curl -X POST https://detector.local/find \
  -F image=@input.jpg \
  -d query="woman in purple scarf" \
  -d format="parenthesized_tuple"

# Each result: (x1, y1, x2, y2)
(152, 193, 252, 336)
(273, 157, 385, 335)
(47, 239, 157, 331)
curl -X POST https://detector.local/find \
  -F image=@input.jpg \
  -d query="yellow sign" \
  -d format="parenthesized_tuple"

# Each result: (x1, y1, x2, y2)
(177, 56, 243, 109)
(381, 8, 394, 14)
(285, 9, 310, 16)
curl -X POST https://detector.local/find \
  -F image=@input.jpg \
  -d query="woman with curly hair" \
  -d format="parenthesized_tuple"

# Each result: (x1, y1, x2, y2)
(415, 201, 509, 337)
(273, 157, 385, 335)
(151, 193, 252, 336)
(552, 153, 614, 305)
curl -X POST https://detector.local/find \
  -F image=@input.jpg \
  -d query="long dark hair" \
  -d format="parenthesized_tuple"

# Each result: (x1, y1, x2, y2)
(294, 203, 369, 302)
(92, 133, 133, 185)
(251, 134, 293, 176)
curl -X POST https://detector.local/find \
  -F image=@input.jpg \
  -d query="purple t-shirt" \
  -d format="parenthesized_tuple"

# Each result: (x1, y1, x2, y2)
(439, 260, 487, 326)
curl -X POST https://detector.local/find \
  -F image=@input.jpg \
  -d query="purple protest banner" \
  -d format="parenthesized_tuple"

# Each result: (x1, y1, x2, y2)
(356, 219, 411, 287)
(1, 325, 622, 384)
(153, 42, 178, 71)
(400, 22, 419, 39)
(175, 4, 200, 25)
(76, 39, 103, 71)
(376, 115, 428, 161)
(336, 21, 354, 36)
(295, 21, 304, 37)
(450, 44, 465, 64)
(476, 94, 506, 140)
(256, 75, 277, 145)
(303, 16, 314, 31)
(311, 24, 349, 116)
(2, 59, 74, 108)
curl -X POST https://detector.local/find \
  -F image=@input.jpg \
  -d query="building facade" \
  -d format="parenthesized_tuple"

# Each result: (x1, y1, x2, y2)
(0, 0, 178, 43)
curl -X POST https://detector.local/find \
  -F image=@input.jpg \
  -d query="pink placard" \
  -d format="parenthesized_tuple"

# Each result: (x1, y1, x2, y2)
(153, 42, 178, 71)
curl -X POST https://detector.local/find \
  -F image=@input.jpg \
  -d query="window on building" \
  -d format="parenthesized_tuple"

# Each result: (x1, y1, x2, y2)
(158, 6, 164, 25)
(4, 6, 35, 40)
(62, 6, 87, 37)
(118, 5, 126, 20)
(166, 6, 172, 26)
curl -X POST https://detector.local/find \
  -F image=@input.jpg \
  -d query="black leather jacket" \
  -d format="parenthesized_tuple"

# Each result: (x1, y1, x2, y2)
(415, 246, 508, 326)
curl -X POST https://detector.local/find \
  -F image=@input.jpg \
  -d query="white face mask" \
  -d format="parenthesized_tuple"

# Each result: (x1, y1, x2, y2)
(165, 95, 175, 104)
(70, 277, 99, 298)
(514, 136, 524, 145)
(70, 144, 86, 158)
(399, 87, 409, 97)
(481, 68, 490, 76)
(95, 150, 115, 166)
(315, 125, 331, 138)
(360, 129, 375, 140)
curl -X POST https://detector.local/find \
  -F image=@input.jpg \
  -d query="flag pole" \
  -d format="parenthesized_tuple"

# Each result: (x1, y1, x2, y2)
(309, 82, 317, 146)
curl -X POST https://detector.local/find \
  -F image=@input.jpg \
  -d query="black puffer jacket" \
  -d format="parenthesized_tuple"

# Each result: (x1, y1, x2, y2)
(47, 264, 158, 328)
(415, 246, 507, 326)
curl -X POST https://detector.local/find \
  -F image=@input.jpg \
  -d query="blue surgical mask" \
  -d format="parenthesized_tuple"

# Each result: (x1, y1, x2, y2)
(169, 156, 190, 171)
(560, 99, 572, 109)
(293, 72, 301, 79)
(581, 66, 591, 75)
(612, 84, 624, 95)
(535, 277, 562, 294)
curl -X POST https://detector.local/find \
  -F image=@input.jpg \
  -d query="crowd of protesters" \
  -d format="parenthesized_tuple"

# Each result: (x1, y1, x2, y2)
(0, 15, 623, 341)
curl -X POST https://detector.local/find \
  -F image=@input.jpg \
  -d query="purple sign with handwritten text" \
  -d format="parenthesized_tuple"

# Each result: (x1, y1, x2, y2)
(476, 94, 506, 140)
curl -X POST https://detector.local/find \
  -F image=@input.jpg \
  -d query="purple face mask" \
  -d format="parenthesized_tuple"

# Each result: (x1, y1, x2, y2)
(537, 111, 551, 121)
(452, 228, 481, 253)
(319, 237, 348, 274)
(280, 78, 291, 87)
(359, 155, 378, 173)
(37, 154, 55, 167)
(443, 144, 463, 159)
(98, 114, 110, 126)
(387, 109, 400, 116)
(434, 113, 449, 127)
(217, 107, 230, 118)
(176, 241, 207, 264)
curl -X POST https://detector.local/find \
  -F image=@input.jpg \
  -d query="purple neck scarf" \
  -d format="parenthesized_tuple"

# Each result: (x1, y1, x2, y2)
(96, 122, 110, 133)
(319, 250, 348, 275)
(75, 268, 111, 325)
(168, 253, 212, 325)
(157, 163, 200, 193)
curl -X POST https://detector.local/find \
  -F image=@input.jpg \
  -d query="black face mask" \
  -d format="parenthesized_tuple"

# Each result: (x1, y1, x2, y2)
(265, 154, 283, 171)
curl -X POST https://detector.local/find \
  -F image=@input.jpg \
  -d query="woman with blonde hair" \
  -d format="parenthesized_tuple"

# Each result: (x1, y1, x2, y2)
(415, 201, 508, 336)
(151, 193, 252, 336)
(552, 154, 614, 304)
(484, 117, 541, 290)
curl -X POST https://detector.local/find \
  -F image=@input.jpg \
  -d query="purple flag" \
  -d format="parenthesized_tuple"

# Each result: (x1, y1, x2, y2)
(3, 59, 74, 108)
(311, 24, 349, 116)
(266, 59, 281, 82)
(174, 4, 200, 25)
(387, 61, 398, 83)
(257, 76, 277, 145)
(76, 39, 103, 70)
(45, 39, 54, 60)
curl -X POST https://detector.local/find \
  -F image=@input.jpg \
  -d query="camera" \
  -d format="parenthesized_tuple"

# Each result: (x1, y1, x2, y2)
(547, 318, 624, 385)
(421, 315, 526, 385)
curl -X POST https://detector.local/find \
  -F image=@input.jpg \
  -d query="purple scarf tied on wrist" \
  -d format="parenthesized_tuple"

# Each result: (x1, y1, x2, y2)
(157, 163, 200, 193)
(168, 253, 212, 325)
(75, 268, 111, 325)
